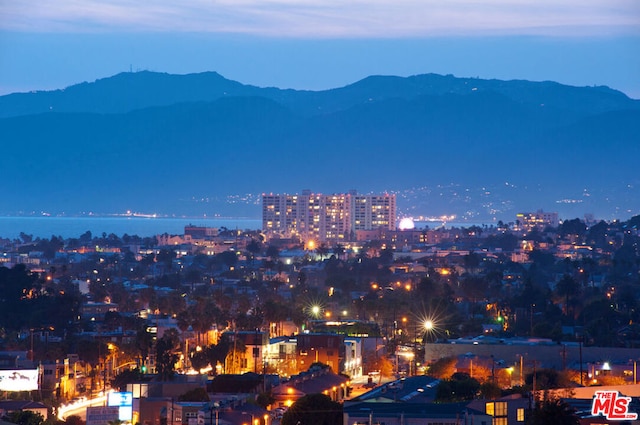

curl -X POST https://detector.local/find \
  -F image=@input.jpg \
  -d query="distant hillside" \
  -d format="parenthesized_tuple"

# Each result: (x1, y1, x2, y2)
(0, 71, 638, 221)
(2, 71, 637, 119)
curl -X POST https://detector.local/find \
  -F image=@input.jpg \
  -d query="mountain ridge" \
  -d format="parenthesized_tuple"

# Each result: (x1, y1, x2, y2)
(1, 71, 637, 119)
(0, 71, 638, 222)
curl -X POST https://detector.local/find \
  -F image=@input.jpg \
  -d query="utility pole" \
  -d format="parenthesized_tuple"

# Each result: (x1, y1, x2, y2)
(519, 355, 524, 387)
(491, 355, 496, 383)
(579, 335, 584, 386)
(532, 361, 537, 408)
(530, 304, 535, 336)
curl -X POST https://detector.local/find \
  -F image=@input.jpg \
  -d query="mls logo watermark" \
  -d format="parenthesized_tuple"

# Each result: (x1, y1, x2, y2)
(591, 390, 638, 420)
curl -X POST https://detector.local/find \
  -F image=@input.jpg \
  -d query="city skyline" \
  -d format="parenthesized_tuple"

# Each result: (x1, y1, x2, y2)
(0, 3, 639, 422)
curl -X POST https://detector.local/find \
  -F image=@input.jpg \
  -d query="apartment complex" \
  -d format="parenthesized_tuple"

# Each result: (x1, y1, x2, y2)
(515, 210, 559, 232)
(262, 190, 396, 242)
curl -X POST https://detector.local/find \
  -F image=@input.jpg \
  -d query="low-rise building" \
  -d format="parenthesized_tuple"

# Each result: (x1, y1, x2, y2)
(344, 401, 490, 425)
(272, 364, 349, 408)
(296, 333, 345, 373)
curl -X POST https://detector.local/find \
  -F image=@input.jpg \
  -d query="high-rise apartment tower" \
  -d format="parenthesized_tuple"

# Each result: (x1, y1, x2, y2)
(262, 191, 396, 242)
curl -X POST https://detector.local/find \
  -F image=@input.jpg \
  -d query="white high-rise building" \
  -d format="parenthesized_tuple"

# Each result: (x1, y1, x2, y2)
(262, 191, 396, 242)
(352, 194, 396, 232)
(515, 210, 559, 232)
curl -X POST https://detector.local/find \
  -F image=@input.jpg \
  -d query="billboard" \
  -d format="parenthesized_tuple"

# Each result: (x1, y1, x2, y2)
(0, 369, 39, 391)
(86, 406, 120, 425)
(107, 391, 133, 421)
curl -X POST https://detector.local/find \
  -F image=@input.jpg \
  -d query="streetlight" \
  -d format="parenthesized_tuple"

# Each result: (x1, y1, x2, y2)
(423, 319, 435, 343)
(424, 320, 434, 332)
(506, 366, 514, 387)
(209, 402, 219, 425)
(311, 305, 321, 318)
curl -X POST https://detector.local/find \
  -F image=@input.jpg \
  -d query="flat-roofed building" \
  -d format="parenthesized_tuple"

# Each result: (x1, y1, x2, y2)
(352, 193, 396, 232)
(516, 210, 559, 232)
(262, 191, 396, 243)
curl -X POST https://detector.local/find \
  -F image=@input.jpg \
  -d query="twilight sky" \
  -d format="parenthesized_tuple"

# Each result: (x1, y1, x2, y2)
(1, 0, 639, 97)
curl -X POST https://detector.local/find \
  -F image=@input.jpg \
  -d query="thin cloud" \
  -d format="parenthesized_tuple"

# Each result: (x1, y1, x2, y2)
(1, 0, 638, 36)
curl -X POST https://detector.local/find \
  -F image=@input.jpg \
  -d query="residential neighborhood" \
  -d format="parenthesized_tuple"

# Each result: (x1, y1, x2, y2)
(0, 209, 639, 424)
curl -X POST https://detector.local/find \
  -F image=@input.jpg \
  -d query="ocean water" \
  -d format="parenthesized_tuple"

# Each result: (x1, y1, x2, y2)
(0, 216, 262, 240)
(0, 216, 494, 240)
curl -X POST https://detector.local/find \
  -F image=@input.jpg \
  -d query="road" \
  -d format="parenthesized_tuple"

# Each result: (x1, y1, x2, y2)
(57, 392, 111, 421)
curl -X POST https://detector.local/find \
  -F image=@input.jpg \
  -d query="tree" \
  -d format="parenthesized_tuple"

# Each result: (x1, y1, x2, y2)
(427, 356, 457, 379)
(134, 324, 154, 365)
(266, 245, 280, 261)
(435, 373, 480, 402)
(262, 299, 290, 336)
(216, 250, 238, 269)
(297, 270, 307, 287)
(19, 232, 33, 244)
(192, 297, 224, 345)
(332, 244, 346, 260)
(463, 252, 482, 270)
(246, 239, 262, 264)
(459, 276, 489, 301)
(555, 274, 580, 319)
(111, 368, 144, 391)
(317, 243, 330, 260)
(363, 351, 394, 378)
(64, 416, 85, 425)
(178, 387, 210, 402)
(76, 339, 106, 366)
(207, 336, 232, 373)
(526, 398, 579, 425)
(0, 264, 40, 331)
(525, 368, 571, 390)
(281, 393, 342, 425)
(5, 411, 44, 425)
(256, 391, 275, 409)
(156, 329, 180, 381)
(585, 220, 608, 249)
(378, 248, 394, 265)
(479, 381, 502, 399)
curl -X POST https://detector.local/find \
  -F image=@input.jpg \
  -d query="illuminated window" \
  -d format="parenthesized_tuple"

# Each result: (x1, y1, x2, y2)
(486, 402, 494, 416)
(517, 408, 525, 422)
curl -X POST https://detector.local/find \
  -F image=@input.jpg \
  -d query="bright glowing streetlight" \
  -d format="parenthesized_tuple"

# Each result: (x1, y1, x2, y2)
(422, 319, 437, 344)
(506, 366, 514, 387)
(424, 320, 434, 331)
(311, 305, 321, 318)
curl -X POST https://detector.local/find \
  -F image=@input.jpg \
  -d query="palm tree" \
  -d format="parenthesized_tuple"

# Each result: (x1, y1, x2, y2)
(317, 243, 330, 260)
(262, 299, 290, 337)
(156, 329, 180, 380)
(555, 274, 580, 320)
(332, 243, 346, 260)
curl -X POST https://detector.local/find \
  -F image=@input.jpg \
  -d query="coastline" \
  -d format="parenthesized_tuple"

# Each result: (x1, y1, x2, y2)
(0, 216, 262, 240)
